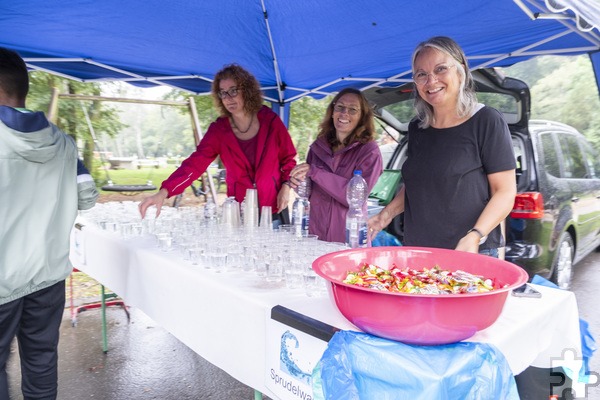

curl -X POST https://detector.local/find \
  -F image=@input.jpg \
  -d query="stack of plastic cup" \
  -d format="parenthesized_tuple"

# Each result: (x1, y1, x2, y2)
(221, 197, 241, 228)
(259, 206, 272, 230)
(243, 189, 259, 229)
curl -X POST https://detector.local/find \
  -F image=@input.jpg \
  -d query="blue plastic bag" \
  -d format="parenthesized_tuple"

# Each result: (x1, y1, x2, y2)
(371, 230, 402, 247)
(312, 330, 519, 400)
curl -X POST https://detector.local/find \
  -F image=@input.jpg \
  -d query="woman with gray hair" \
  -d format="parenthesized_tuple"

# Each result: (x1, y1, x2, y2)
(368, 36, 516, 257)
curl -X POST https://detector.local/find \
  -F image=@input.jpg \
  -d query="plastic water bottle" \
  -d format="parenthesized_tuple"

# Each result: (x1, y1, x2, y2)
(204, 197, 217, 225)
(292, 178, 311, 237)
(346, 170, 368, 248)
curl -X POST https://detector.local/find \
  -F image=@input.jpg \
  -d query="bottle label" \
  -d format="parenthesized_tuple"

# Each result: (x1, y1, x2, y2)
(302, 214, 310, 232)
(293, 200, 310, 236)
(346, 223, 368, 248)
(358, 225, 367, 247)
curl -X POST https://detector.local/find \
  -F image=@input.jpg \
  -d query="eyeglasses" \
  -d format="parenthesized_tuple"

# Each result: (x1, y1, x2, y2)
(218, 87, 239, 99)
(333, 104, 360, 115)
(413, 64, 456, 86)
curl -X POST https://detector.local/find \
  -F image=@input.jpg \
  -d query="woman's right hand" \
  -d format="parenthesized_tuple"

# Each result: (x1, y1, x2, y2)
(138, 188, 169, 219)
(289, 163, 310, 189)
(367, 211, 392, 242)
(367, 186, 405, 241)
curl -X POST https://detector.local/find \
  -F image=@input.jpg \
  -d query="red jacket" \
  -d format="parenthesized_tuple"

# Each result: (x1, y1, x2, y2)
(161, 106, 297, 209)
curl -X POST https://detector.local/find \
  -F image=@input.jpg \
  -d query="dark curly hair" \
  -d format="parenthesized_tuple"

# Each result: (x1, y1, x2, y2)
(211, 64, 263, 117)
(317, 88, 376, 149)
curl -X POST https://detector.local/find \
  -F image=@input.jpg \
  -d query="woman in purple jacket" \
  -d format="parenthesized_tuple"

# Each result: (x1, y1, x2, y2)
(290, 88, 383, 242)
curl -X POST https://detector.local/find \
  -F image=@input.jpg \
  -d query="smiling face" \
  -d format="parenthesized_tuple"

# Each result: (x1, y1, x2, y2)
(413, 47, 461, 112)
(219, 78, 245, 115)
(332, 93, 362, 142)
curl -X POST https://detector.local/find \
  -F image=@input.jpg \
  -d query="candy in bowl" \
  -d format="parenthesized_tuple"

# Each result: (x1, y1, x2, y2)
(312, 246, 529, 345)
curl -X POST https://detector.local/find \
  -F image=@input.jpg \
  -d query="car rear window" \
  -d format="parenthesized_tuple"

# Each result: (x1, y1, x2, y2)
(477, 92, 520, 124)
(378, 91, 520, 126)
(540, 132, 561, 178)
(581, 140, 600, 179)
(559, 134, 588, 179)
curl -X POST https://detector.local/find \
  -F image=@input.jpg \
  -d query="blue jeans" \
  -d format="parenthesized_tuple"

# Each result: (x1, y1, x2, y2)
(479, 248, 499, 258)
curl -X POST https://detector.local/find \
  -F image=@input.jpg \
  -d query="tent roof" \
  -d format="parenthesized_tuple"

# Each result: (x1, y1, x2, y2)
(1, 0, 599, 104)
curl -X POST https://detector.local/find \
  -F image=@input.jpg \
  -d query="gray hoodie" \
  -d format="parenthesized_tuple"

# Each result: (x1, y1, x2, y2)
(0, 106, 95, 304)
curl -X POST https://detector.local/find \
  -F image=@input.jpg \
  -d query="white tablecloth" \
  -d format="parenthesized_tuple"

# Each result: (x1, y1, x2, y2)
(70, 222, 582, 398)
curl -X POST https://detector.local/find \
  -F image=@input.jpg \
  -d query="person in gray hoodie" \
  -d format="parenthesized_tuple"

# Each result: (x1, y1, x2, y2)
(0, 47, 98, 400)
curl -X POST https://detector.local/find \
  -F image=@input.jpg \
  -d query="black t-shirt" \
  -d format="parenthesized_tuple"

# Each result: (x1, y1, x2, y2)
(401, 106, 516, 249)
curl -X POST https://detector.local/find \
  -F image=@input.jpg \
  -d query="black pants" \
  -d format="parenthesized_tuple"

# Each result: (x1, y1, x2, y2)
(273, 208, 290, 225)
(0, 280, 66, 400)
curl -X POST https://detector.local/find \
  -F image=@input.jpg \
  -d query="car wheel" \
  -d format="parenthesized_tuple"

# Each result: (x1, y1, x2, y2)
(551, 232, 574, 290)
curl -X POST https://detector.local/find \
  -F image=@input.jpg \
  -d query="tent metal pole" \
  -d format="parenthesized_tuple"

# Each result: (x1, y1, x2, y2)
(260, 0, 284, 104)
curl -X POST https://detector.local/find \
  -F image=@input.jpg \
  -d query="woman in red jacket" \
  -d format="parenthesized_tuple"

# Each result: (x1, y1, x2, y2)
(139, 64, 297, 225)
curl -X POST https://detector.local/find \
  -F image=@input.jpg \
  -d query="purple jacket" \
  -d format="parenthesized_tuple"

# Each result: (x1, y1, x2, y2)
(306, 137, 383, 242)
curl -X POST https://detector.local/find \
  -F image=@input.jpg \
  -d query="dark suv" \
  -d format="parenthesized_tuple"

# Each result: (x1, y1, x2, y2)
(365, 68, 600, 289)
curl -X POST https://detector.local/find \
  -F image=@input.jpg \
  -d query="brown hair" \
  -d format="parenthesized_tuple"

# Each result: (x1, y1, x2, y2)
(211, 64, 263, 117)
(317, 88, 376, 149)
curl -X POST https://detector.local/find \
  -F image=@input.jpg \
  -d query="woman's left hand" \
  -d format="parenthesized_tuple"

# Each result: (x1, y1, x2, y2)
(277, 184, 290, 213)
(455, 233, 481, 254)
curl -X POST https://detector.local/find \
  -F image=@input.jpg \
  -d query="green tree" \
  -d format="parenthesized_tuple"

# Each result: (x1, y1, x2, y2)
(288, 96, 330, 161)
(504, 55, 600, 151)
(28, 72, 124, 181)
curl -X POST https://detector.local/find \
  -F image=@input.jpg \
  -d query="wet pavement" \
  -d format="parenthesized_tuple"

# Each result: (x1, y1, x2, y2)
(7, 306, 262, 400)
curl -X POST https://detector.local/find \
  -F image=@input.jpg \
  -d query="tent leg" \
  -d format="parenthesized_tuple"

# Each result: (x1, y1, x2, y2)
(101, 285, 108, 354)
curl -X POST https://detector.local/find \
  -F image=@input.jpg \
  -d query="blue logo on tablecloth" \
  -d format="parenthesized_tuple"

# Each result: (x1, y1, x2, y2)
(280, 330, 312, 385)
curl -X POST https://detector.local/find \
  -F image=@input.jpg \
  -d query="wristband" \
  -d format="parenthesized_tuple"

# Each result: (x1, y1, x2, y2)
(467, 228, 487, 245)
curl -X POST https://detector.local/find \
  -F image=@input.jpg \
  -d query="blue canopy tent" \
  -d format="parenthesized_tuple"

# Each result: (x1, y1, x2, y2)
(0, 0, 598, 123)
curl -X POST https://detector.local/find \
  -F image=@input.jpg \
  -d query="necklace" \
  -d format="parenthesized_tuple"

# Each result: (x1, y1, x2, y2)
(232, 114, 254, 134)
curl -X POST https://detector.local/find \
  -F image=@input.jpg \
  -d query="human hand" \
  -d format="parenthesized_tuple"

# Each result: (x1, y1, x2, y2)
(138, 188, 168, 219)
(277, 184, 290, 213)
(367, 212, 390, 242)
(289, 163, 310, 188)
(454, 233, 481, 254)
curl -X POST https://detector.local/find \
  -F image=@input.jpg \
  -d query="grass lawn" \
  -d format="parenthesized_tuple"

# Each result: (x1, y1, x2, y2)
(96, 166, 176, 193)
(96, 165, 225, 194)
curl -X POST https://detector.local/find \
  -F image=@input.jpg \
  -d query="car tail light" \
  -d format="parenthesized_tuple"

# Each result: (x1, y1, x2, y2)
(510, 192, 544, 219)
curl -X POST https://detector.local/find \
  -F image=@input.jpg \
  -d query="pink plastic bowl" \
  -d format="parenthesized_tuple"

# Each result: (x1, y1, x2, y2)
(312, 246, 529, 345)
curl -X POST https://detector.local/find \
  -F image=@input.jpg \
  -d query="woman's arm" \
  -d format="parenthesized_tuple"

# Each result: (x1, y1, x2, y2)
(455, 169, 516, 253)
(139, 123, 220, 218)
(160, 124, 220, 198)
(304, 144, 383, 206)
(367, 185, 405, 241)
